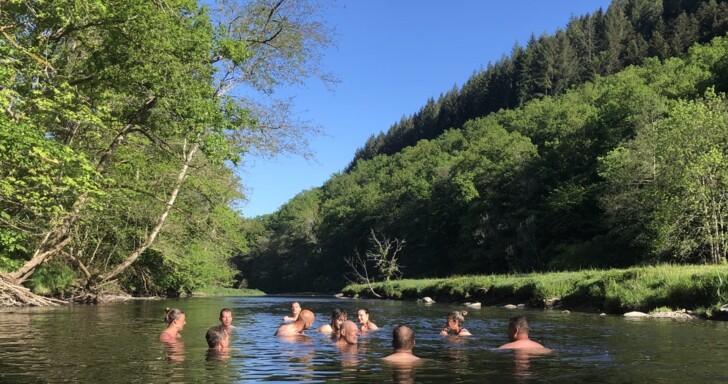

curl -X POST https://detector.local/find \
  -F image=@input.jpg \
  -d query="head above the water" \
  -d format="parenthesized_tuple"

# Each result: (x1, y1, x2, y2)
(331, 308, 348, 330)
(219, 308, 233, 327)
(164, 308, 185, 326)
(206, 325, 229, 348)
(299, 309, 315, 329)
(339, 320, 359, 345)
(291, 302, 301, 315)
(392, 324, 415, 350)
(447, 310, 467, 326)
(357, 308, 370, 324)
(507, 315, 530, 341)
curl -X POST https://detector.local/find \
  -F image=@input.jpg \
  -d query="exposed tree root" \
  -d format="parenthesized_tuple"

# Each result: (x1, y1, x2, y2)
(0, 275, 67, 307)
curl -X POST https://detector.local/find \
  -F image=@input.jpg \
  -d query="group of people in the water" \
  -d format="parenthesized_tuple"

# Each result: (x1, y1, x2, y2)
(159, 302, 548, 363)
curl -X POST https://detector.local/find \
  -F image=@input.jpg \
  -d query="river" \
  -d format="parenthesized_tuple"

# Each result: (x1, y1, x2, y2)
(1, 295, 727, 383)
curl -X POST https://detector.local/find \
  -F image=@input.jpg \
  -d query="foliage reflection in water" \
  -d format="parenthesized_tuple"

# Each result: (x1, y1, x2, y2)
(1, 296, 728, 383)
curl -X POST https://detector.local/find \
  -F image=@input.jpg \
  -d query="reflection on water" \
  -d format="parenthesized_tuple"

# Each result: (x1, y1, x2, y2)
(388, 361, 418, 384)
(1, 296, 728, 383)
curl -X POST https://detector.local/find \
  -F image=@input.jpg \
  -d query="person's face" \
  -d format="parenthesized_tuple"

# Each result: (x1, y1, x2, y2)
(335, 315, 346, 330)
(341, 324, 358, 344)
(292, 303, 301, 315)
(447, 318, 458, 329)
(175, 314, 186, 331)
(357, 310, 368, 324)
(220, 311, 233, 327)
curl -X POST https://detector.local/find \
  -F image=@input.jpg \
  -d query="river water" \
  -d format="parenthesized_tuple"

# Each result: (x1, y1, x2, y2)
(1, 295, 727, 383)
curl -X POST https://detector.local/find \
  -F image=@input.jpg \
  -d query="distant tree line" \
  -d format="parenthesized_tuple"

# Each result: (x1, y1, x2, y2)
(239, 0, 728, 293)
(346, 0, 728, 172)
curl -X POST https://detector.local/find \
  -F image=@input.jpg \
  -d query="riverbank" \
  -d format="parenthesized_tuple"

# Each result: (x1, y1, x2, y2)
(190, 286, 265, 297)
(341, 265, 728, 319)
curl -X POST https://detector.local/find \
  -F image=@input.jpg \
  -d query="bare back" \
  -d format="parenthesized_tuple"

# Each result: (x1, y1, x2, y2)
(498, 339, 547, 350)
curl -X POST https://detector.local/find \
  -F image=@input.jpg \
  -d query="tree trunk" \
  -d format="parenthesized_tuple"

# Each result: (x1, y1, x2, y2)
(97, 143, 198, 284)
(9, 97, 157, 283)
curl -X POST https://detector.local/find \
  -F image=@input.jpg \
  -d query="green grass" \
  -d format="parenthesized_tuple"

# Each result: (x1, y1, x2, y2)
(342, 265, 728, 318)
(192, 286, 266, 297)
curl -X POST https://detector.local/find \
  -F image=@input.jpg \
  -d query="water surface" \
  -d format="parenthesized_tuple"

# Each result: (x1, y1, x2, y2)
(1, 296, 727, 383)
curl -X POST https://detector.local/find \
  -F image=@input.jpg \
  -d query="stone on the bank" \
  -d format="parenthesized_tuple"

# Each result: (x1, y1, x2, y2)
(465, 302, 481, 309)
(623, 311, 648, 318)
(720, 304, 728, 313)
(504, 304, 518, 309)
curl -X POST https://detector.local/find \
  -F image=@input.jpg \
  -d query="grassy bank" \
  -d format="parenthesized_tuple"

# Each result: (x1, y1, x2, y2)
(191, 286, 265, 297)
(342, 265, 728, 318)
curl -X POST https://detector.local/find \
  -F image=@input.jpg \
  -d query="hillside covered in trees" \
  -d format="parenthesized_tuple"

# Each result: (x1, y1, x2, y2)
(0, 0, 334, 304)
(239, 0, 728, 293)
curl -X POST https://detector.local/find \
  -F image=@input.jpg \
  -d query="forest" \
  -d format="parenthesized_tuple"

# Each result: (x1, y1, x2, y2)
(239, 0, 728, 293)
(0, 0, 334, 304)
(2, 0, 728, 303)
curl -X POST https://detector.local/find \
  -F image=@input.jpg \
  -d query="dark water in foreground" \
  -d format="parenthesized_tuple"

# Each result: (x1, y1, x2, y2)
(1, 295, 728, 383)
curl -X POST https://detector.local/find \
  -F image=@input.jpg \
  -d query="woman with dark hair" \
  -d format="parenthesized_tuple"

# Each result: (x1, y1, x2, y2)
(357, 308, 378, 332)
(318, 307, 347, 334)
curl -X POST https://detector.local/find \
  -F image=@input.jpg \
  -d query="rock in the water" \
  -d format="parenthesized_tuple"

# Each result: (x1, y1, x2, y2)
(504, 304, 518, 309)
(623, 311, 648, 318)
(561, 310, 570, 314)
(422, 297, 435, 304)
(465, 302, 481, 309)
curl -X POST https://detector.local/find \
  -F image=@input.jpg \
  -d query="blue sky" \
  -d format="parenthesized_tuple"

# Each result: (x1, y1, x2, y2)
(238, 0, 612, 218)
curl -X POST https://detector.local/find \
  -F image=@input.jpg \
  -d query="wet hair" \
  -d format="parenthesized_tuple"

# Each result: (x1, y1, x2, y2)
(219, 308, 232, 319)
(206, 325, 227, 348)
(357, 308, 370, 315)
(164, 308, 184, 325)
(330, 308, 347, 330)
(508, 315, 530, 334)
(392, 324, 415, 350)
(447, 310, 468, 326)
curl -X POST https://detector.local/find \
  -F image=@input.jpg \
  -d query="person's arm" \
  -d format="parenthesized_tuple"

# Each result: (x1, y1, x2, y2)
(459, 328, 472, 336)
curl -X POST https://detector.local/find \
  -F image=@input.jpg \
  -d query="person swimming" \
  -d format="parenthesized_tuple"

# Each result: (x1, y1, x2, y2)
(319, 307, 347, 334)
(276, 309, 315, 336)
(498, 315, 548, 350)
(159, 307, 186, 342)
(383, 324, 420, 363)
(357, 307, 378, 332)
(337, 320, 359, 346)
(219, 307, 235, 334)
(440, 310, 472, 336)
(284, 301, 302, 323)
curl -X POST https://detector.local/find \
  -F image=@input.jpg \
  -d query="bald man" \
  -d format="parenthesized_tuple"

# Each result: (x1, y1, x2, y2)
(275, 309, 315, 336)
(337, 320, 359, 346)
(383, 324, 420, 363)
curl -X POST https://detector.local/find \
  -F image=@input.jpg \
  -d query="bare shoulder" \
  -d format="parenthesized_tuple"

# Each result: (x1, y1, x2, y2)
(499, 340, 550, 351)
(382, 353, 420, 363)
(159, 332, 175, 342)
